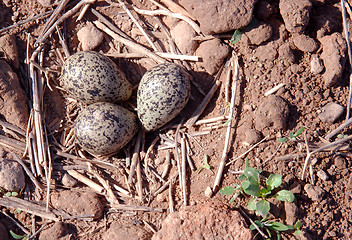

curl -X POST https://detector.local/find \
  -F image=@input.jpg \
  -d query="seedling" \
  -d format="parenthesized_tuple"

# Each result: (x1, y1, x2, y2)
(220, 158, 294, 216)
(230, 29, 242, 44)
(250, 217, 302, 240)
(277, 127, 305, 143)
(196, 154, 213, 174)
(9, 230, 29, 240)
(4, 191, 19, 197)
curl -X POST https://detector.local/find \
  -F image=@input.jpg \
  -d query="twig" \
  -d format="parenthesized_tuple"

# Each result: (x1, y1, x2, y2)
(195, 116, 227, 125)
(1, 211, 30, 235)
(132, 6, 200, 34)
(67, 169, 105, 193)
(153, 172, 179, 196)
(326, 112, 352, 140)
(128, 129, 142, 184)
(303, 132, 314, 184)
(110, 204, 163, 212)
(213, 55, 239, 193)
(301, 135, 352, 179)
(0, 197, 59, 221)
(181, 134, 187, 206)
(226, 136, 269, 166)
(159, 0, 195, 20)
(0, 10, 53, 34)
(264, 83, 285, 97)
(0, 120, 26, 136)
(238, 206, 269, 239)
(94, 20, 166, 64)
(117, 0, 159, 51)
(185, 80, 222, 128)
(174, 121, 183, 193)
(185, 137, 196, 171)
(11, 153, 43, 191)
(161, 151, 171, 179)
(77, 3, 91, 21)
(225, 66, 232, 103)
(168, 177, 174, 213)
(341, 0, 352, 119)
(106, 52, 198, 61)
(143, 135, 160, 181)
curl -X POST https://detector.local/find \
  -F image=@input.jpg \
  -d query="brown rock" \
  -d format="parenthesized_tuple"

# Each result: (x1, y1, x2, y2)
(103, 221, 152, 240)
(310, 56, 324, 74)
(0, 60, 29, 130)
(0, 35, 19, 68)
(278, 43, 295, 66)
(170, 21, 197, 54)
(77, 22, 104, 51)
(0, 159, 25, 191)
(244, 21, 273, 45)
(178, 0, 256, 34)
(318, 102, 344, 123)
(293, 34, 319, 52)
(50, 190, 104, 219)
(39, 222, 67, 240)
(285, 201, 299, 225)
(196, 38, 230, 75)
(304, 184, 325, 201)
(0, 222, 8, 240)
(152, 200, 252, 240)
(320, 33, 347, 87)
(255, 42, 278, 62)
(255, 95, 290, 131)
(279, 0, 312, 34)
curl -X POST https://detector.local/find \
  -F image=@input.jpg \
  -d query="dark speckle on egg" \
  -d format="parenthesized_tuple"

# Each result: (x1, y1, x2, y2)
(61, 51, 132, 104)
(74, 102, 139, 156)
(137, 63, 191, 131)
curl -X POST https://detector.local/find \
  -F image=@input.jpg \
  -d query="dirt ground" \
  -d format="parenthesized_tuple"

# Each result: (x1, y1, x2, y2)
(0, 0, 352, 239)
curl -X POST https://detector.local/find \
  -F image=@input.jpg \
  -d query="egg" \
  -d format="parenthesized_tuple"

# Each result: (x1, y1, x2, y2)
(137, 63, 191, 131)
(61, 51, 132, 103)
(74, 102, 139, 156)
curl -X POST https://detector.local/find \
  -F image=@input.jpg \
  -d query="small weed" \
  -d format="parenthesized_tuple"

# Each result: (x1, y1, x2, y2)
(9, 230, 29, 240)
(195, 154, 213, 174)
(4, 191, 19, 197)
(230, 29, 242, 44)
(276, 127, 305, 143)
(250, 217, 302, 240)
(337, 133, 348, 139)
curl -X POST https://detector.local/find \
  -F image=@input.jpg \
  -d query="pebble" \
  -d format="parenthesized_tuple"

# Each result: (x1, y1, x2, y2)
(61, 173, 77, 187)
(292, 34, 319, 52)
(39, 222, 67, 240)
(310, 56, 324, 74)
(204, 186, 213, 198)
(77, 22, 104, 51)
(318, 102, 344, 123)
(304, 184, 325, 201)
(0, 159, 25, 191)
(317, 170, 329, 181)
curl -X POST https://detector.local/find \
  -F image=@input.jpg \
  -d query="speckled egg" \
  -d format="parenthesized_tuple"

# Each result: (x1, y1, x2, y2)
(74, 102, 139, 156)
(61, 51, 132, 103)
(136, 63, 191, 131)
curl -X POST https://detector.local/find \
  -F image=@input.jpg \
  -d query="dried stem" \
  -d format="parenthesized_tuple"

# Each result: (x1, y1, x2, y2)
(325, 117, 352, 140)
(67, 169, 105, 193)
(181, 134, 187, 206)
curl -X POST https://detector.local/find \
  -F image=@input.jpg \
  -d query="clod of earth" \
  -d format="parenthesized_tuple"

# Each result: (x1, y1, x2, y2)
(279, 0, 312, 34)
(318, 102, 344, 123)
(0, 159, 25, 192)
(77, 22, 104, 51)
(38, 222, 68, 240)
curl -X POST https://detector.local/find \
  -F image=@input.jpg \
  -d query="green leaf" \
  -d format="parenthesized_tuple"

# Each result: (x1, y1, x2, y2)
(250, 220, 263, 230)
(259, 188, 271, 197)
(269, 222, 290, 231)
(277, 231, 282, 240)
(238, 174, 246, 181)
(294, 127, 305, 137)
(276, 190, 294, 202)
(219, 186, 235, 195)
(11, 192, 18, 197)
(242, 180, 261, 197)
(5, 192, 11, 197)
(337, 133, 345, 139)
(9, 231, 28, 240)
(256, 199, 270, 216)
(266, 174, 282, 191)
(294, 220, 302, 229)
(230, 29, 242, 44)
(248, 198, 257, 210)
(276, 137, 288, 143)
(294, 229, 302, 236)
(244, 167, 260, 185)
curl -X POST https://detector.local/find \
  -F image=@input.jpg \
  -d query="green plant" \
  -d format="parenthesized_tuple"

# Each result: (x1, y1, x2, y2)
(277, 127, 305, 143)
(196, 154, 212, 174)
(220, 158, 294, 216)
(4, 191, 19, 197)
(250, 217, 302, 240)
(230, 29, 242, 44)
(9, 230, 29, 240)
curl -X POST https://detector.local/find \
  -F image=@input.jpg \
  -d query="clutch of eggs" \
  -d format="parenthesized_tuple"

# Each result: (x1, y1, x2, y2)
(136, 63, 191, 131)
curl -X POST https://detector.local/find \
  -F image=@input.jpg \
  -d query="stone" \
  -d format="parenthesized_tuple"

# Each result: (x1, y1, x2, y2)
(61, 173, 77, 187)
(195, 38, 230, 75)
(243, 21, 272, 45)
(0, 222, 8, 240)
(310, 56, 324, 74)
(0, 60, 29, 130)
(0, 159, 25, 191)
(39, 222, 67, 240)
(0, 34, 19, 68)
(318, 102, 344, 123)
(284, 201, 299, 225)
(320, 33, 347, 87)
(304, 184, 325, 201)
(278, 43, 295, 66)
(103, 221, 151, 240)
(255, 42, 278, 62)
(170, 21, 197, 54)
(152, 200, 253, 240)
(244, 128, 261, 145)
(50, 190, 104, 219)
(178, 0, 256, 34)
(254, 95, 290, 131)
(77, 22, 104, 51)
(279, 0, 312, 34)
(204, 186, 212, 198)
(317, 170, 329, 181)
(292, 34, 319, 53)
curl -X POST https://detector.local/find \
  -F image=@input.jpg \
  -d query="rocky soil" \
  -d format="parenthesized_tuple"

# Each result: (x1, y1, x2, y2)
(0, 0, 352, 239)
